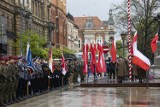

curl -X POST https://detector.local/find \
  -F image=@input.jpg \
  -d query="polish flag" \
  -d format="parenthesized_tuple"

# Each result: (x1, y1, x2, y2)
(90, 44, 96, 73)
(97, 43, 107, 73)
(61, 53, 67, 75)
(151, 33, 158, 53)
(132, 32, 151, 71)
(110, 39, 116, 63)
(48, 48, 53, 73)
(82, 43, 88, 74)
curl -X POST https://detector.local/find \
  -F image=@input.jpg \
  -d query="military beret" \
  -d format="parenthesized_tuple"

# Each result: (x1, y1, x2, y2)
(9, 56, 19, 60)
(0, 57, 6, 61)
(0, 56, 9, 61)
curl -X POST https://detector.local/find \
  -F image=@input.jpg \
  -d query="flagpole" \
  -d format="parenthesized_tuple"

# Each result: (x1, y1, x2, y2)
(62, 76, 64, 88)
(146, 70, 149, 89)
(128, 0, 132, 82)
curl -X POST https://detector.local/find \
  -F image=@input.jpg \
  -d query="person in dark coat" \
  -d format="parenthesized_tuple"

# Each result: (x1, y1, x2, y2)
(109, 62, 116, 81)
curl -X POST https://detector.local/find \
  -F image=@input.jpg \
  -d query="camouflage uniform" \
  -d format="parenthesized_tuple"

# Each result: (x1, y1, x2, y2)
(6, 56, 19, 103)
(73, 62, 79, 83)
(67, 63, 74, 85)
(0, 61, 7, 106)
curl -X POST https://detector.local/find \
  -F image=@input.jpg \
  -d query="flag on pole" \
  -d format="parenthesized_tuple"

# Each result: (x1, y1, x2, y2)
(26, 42, 33, 67)
(48, 48, 53, 73)
(132, 32, 151, 71)
(90, 44, 96, 73)
(151, 33, 158, 53)
(110, 39, 116, 63)
(97, 43, 107, 73)
(61, 53, 67, 75)
(26, 43, 35, 74)
(82, 43, 88, 74)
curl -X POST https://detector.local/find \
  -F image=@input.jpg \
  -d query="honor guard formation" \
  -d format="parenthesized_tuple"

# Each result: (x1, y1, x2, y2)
(0, 56, 84, 107)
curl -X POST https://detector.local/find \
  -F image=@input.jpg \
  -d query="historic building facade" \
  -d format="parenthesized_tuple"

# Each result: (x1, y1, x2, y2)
(67, 13, 79, 52)
(0, 0, 68, 56)
(74, 9, 116, 53)
(50, 0, 67, 48)
(0, 1, 16, 55)
(0, 0, 51, 55)
(74, 16, 107, 50)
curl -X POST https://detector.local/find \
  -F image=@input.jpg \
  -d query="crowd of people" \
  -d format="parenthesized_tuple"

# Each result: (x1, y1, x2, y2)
(88, 57, 146, 83)
(0, 56, 84, 107)
(0, 55, 147, 106)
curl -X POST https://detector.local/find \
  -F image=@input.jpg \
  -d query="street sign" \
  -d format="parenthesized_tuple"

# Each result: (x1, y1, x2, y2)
(103, 45, 109, 53)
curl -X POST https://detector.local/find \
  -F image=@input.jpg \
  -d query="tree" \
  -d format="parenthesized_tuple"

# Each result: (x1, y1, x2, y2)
(15, 30, 48, 59)
(113, 0, 160, 60)
(15, 30, 78, 59)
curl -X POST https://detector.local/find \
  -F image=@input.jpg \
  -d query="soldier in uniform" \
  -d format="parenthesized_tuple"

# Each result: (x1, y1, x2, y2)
(33, 57, 43, 94)
(16, 57, 27, 100)
(32, 57, 39, 95)
(2, 56, 13, 105)
(57, 63, 62, 87)
(53, 62, 61, 88)
(73, 61, 79, 83)
(41, 60, 50, 92)
(8, 56, 19, 103)
(67, 61, 74, 85)
(79, 61, 85, 82)
(63, 60, 69, 85)
(0, 57, 7, 106)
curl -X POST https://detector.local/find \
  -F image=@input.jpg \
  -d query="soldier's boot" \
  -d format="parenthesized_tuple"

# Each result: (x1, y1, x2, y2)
(4, 99, 10, 105)
(9, 96, 14, 104)
(0, 98, 7, 107)
(13, 96, 19, 102)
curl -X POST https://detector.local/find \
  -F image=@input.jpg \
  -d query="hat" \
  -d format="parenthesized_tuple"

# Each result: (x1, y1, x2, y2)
(32, 56, 37, 62)
(9, 56, 19, 60)
(0, 56, 9, 62)
(22, 57, 27, 62)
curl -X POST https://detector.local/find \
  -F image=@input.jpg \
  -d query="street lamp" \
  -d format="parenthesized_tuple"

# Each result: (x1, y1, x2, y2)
(154, 13, 160, 41)
(121, 32, 127, 58)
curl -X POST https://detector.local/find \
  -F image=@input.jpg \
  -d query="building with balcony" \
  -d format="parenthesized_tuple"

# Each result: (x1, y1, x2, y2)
(0, 0, 51, 56)
(0, 0, 68, 56)
(67, 13, 79, 52)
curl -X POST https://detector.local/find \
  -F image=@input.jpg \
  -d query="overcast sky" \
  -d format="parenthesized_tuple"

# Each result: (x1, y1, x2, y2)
(67, 0, 124, 21)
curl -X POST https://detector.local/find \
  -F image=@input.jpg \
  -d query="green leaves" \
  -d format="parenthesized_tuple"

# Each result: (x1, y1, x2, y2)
(15, 30, 76, 59)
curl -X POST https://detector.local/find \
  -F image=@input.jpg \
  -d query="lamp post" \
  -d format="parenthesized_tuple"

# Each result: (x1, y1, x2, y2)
(155, 13, 160, 41)
(121, 33, 127, 58)
(19, 7, 25, 56)
(154, 13, 160, 56)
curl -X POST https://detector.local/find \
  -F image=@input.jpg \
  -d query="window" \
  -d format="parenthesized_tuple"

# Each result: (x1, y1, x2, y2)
(88, 24, 91, 28)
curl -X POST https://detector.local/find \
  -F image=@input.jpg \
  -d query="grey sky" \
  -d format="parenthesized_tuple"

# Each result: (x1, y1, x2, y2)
(67, 0, 124, 21)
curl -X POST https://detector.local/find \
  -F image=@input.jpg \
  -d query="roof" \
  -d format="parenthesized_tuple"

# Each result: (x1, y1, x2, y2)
(74, 16, 104, 31)
(108, 17, 114, 25)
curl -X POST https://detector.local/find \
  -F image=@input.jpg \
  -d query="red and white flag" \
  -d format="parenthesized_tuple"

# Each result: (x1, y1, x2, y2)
(97, 43, 107, 73)
(48, 48, 53, 73)
(82, 43, 88, 74)
(132, 32, 151, 71)
(90, 43, 96, 73)
(61, 53, 67, 75)
(110, 39, 116, 63)
(151, 33, 158, 53)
